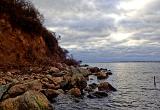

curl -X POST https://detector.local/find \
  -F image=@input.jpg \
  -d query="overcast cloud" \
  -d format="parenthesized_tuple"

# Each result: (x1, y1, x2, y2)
(32, 0, 160, 62)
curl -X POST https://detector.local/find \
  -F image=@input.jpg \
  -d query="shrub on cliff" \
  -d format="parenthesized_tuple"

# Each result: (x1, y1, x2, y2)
(0, 0, 44, 35)
(0, 0, 61, 54)
(0, 0, 80, 66)
(64, 53, 82, 66)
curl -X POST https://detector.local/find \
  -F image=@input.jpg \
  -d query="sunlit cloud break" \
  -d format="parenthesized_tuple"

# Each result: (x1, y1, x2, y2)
(32, 0, 160, 62)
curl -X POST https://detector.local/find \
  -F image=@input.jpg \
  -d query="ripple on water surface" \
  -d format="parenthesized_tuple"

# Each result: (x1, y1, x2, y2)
(54, 62, 160, 110)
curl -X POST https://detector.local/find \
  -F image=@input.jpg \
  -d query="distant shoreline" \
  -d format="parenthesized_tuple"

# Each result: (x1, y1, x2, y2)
(85, 61, 160, 63)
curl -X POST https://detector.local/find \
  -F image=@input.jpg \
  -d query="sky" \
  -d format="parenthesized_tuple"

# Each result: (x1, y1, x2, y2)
(32, 0, 160, 62)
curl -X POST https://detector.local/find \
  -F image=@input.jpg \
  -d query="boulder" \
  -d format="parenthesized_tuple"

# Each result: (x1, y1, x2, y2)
(89, 67, 100, 73)
(42, 82, 56, 90)
(96, 72, 108, 80)
(69, 66, 80, 75)
(68, 88, 81, 97)
(51, 77, 63, 85)
(87, 91, 108, 99)
(88, 83, 98, 90)
(70, 74, 87, 92)
(5, 80, 42, 99)
(98, 82, 117, 92)
(41, 89, 61, 101)
(60, 73, 87, 92)
(106, 71, 112, 75)
(78, 68, 91, 77)
(0, 90, 53, 110)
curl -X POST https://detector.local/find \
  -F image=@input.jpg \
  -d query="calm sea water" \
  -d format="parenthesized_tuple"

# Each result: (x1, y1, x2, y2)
(54, 62, 160, 110)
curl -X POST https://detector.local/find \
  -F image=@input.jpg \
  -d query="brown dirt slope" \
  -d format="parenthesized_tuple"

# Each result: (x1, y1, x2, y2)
(0, 14, 65, 66)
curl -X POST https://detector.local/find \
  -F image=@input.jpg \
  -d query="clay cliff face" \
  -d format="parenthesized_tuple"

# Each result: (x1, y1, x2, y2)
(0, 15, 65, 66)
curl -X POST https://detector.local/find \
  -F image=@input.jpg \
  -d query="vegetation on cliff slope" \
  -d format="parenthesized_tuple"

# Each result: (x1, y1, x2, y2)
(0, 0, 80, 66)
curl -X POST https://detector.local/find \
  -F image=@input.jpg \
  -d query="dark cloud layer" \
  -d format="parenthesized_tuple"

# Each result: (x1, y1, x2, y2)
(32, 0, 160, 62)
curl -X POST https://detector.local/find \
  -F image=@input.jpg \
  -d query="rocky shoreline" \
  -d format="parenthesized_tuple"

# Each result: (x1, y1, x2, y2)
(0, 64, 116, 110)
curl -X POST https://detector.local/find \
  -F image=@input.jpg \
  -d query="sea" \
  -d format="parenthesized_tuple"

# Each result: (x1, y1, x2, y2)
(54, 62, 160, 110)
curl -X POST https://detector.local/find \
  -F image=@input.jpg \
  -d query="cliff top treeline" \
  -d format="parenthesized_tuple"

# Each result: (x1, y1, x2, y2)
(0, 0, 43, 34)
(0, 0, 57, 52)
(0, 0, 80, 66)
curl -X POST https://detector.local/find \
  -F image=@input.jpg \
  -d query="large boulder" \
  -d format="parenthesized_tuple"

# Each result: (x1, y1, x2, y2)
(41, 89, 61, 101)
(71, 74, 87, 91)
(68, 88, 81, 97)
(3, 80, 42, 99)
(96, 72, 108, 80)
(98, 82, 117, 92)
(0, 90, 53, 110)
(60, 74, 87, 92)
(78, 68, 91, 77)
(87, 91, 108, 99)
(47, 67, 60, 74)
(60, 75, 73, 91)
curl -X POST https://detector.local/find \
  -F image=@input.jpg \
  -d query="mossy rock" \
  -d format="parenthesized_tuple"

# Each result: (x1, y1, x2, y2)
(0, 90, 53, 110)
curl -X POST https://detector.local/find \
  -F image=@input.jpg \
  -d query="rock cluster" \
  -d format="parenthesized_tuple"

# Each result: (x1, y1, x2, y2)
(0, 65, 116, 110)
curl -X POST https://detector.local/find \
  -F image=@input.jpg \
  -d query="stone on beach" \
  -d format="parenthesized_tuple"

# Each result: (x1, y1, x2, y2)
(5, 80, 42, 99)
(68, 88, 81, 97)
(98, 82, 117, 92)
(0, 90, 53, 110)
(96, 72, 109, 80)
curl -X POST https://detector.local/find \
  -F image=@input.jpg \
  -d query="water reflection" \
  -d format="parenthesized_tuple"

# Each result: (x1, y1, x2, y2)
(55, 62, 160, 110)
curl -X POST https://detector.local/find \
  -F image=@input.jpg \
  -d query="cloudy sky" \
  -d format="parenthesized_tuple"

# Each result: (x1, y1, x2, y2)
(32, 0, 160, 62)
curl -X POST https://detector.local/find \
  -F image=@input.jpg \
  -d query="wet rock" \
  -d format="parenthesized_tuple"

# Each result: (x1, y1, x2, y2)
(87, 93, 97, 99)
(69, 66, 79, 75)
(88, 83, 98, 90)
(78, 68, 91, 77)
(106, 71, 112, 75)
(89, 67, 100, 73)
(52, 77, 63, 85)
(60, 73, 87, 92)
(87, 91, 108, 98)
(74, 98, 80, 103)
(51, 72, 66, 77)
(5, 80, 42, 99)
(68, 88, 81, 97)
(98, 82, 117, 92)
(84, 86, 94, 92)
(80, 64, 89, 67)
(96, 72, 108, 80)
(41, 89, 61, 101)
(60, 80, 73, 91)
(74, 76, 87, 91)
(42, 82, 56, 89)
(100, 68, 108, 71)
(0, 90, 53, 110)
